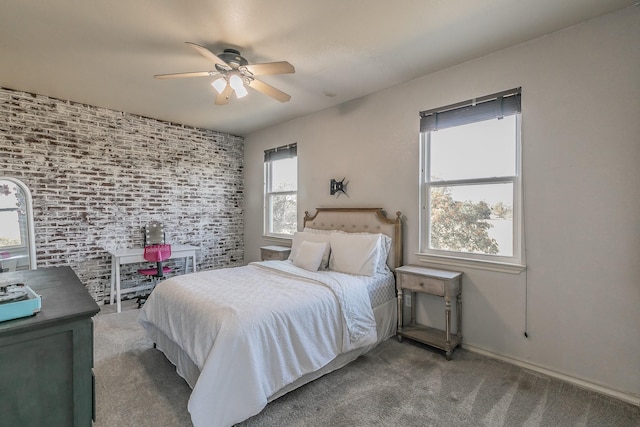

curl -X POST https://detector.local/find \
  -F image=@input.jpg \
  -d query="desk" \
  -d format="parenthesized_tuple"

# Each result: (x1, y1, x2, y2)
(108, 244, 197, 313)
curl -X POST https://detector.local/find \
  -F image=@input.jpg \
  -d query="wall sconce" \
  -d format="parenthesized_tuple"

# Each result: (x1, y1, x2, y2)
(330, 178, 348, 197)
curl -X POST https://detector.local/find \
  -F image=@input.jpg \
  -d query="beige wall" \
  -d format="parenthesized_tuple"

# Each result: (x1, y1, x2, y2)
(244, 8, 640, 399)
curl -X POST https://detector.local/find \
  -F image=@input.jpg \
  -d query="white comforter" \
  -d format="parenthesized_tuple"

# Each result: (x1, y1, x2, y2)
(138, 261, 379, 427)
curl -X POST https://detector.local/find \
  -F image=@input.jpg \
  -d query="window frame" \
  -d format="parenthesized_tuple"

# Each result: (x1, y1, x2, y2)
(263, 144, 298, 239)
(417, 90, 525, 274)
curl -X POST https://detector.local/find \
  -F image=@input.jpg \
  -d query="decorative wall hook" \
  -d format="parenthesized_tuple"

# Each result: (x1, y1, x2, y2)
(330, 178, 348, 197)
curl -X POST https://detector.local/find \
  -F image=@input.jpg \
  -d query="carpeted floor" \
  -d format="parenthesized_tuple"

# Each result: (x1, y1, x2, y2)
(93, 302, 639, 427)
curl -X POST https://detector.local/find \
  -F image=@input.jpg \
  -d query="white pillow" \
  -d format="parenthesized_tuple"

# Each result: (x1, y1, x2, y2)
(329, 232, 381, 276)
(292, 241, 327, 272)
(288, 231, 331, 269)
(376, 233, 392, 272)
(331, 230, 392, 273)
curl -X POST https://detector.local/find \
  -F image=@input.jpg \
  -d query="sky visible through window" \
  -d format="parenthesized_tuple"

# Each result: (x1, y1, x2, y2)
(271, 157, 297, 191)
(429, 116, 516, 256)
(0, 181, 21, 244)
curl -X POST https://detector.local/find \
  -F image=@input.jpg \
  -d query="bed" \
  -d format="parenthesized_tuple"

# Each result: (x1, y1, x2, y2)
(138, 208, 402, 427)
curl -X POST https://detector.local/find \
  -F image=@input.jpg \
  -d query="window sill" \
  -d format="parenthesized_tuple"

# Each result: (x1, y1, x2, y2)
(415, 253, 526, 274)
(0, 244, 27, 251)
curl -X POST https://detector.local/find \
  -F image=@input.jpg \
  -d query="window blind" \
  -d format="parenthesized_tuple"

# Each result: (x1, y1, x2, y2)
(264, 143, 297, 162)
(420, 88, 521, 132)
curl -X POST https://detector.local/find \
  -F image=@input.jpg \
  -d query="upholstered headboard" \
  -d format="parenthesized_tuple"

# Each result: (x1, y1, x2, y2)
(303, 208, 402, 270)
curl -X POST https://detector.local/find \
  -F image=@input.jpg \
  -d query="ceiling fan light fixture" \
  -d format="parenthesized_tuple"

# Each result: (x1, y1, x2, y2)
(229, 73, 248, 98)
(234, 83, 248, 99)
(211, 77, 227, 94)
(157, 43, 294, 103)
(229, 74, 244, 90)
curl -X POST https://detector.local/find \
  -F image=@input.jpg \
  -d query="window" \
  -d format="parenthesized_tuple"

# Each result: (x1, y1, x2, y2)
(0, 177, 36, 272)
(419, 88, 524, 271)
(264, 143, 297, 237)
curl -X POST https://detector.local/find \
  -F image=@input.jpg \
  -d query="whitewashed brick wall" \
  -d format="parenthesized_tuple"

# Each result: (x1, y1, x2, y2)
(0, 87, 244, 302)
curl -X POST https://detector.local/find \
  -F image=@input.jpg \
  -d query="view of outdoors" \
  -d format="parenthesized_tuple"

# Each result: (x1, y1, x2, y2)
(268, 157, 297, 235)
(0, 180, 22, 247)
(428, 116, 516, 256)
(430, 184, 513, 256)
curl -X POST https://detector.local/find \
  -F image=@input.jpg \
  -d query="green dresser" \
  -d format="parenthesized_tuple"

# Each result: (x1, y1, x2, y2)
(0, 267, 100, 426)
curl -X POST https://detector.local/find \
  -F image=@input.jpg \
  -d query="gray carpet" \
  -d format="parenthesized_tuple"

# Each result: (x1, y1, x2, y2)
(94, 303, 639, 426)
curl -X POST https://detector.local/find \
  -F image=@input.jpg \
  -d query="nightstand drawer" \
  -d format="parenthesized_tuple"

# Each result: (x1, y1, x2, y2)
(398, 273, 445, 296)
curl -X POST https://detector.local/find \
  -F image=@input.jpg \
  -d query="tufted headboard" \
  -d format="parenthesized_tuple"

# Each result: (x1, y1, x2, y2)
(303, 208, 402, 270)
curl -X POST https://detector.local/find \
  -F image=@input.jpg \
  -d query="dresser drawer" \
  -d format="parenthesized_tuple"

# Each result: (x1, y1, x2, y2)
(398, 272, 445, 296)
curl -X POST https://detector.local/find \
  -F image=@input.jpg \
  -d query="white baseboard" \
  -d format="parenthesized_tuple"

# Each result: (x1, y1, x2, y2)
(462, 344, 640, 407)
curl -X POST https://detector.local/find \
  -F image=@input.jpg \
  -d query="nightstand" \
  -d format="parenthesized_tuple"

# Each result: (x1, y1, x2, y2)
(260, 245, 291, 261)
(395, 265, 462, 360)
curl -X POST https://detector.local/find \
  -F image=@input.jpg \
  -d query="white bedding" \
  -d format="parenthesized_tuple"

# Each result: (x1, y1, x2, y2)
(138, 260, 394, 427)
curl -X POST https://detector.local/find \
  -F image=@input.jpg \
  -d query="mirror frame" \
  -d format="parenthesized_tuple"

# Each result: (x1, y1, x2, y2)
(0, 177, 37, 270)
(144, 221, 165, 245)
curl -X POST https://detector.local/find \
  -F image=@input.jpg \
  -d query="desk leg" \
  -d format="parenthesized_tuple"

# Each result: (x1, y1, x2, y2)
(182, 254, 196, 274)
(110, 256, 116, 305)
(115, 262, 122, 313)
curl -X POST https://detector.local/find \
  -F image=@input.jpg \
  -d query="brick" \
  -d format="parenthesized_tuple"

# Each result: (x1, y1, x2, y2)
(0, 86, 245, 302)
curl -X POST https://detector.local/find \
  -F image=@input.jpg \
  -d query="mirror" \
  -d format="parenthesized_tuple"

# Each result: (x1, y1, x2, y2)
(0, 177, 36, 272)
(144, 221, 165, 245)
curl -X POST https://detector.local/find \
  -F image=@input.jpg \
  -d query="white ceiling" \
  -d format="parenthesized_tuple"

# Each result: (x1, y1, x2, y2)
(0, 1, 634, 136)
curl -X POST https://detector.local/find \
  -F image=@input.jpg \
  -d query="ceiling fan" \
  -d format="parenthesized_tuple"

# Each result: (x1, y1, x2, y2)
(154, 42, 295, 105)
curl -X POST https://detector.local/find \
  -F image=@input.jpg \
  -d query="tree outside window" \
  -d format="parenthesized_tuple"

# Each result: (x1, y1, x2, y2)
(419, 89, 523, 268)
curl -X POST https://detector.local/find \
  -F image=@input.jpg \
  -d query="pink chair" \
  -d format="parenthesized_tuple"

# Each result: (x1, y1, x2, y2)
(136, 244, 172, 307)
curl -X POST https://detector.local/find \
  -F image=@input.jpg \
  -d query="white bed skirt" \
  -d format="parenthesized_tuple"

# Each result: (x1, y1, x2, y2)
(142, 297, 397, 401)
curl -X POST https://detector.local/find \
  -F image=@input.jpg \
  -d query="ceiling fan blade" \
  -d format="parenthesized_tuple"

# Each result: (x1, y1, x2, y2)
(185, 42, 230, 68)
(248, 78, 291, 102)
(215, 84, 233, 105)
(244, 61, 295, 76)
(154, 71, 214, 79)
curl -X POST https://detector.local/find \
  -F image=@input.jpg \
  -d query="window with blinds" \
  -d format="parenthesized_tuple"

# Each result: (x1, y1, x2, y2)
(264, 143, 297, 237)
(418, 88, 525, 269)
